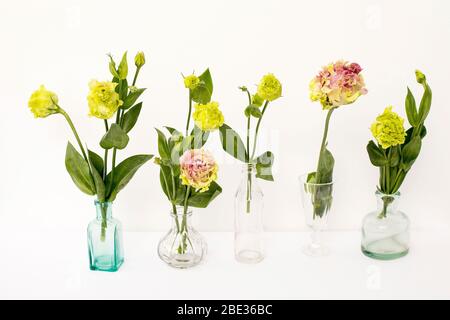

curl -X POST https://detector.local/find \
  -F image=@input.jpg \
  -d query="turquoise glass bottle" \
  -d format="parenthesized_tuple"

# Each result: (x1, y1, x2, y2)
(87, 200, 124, 272)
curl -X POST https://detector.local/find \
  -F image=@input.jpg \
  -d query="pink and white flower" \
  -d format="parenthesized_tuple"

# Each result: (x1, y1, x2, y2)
(180, 149, 218, 192)
(309, 60, 367, 109)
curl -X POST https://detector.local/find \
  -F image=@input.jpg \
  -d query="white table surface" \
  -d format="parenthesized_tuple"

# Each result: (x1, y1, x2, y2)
(1, 230, 449, 299)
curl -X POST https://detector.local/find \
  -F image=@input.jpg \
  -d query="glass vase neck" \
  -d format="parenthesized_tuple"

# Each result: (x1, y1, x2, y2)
(94, 200, 113, 220)
(376, 191, 400, 214)
(241, 163, 256, 175)
(171, 205, 193, 217)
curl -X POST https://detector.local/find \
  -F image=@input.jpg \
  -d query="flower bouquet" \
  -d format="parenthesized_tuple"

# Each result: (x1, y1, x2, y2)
(362, 70, 432, 260)
(155, 69, 224, 269)
(28, 51, 152, 271)
(300, 60, 367, 256)
(219, 74, 282, 263)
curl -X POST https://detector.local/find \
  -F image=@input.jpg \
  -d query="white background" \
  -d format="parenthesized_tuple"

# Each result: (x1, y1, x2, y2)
(1, 0, 449, 235)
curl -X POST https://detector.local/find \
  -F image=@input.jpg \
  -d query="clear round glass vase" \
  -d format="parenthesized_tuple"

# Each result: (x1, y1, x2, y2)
(299, 174, 333, 257)
(158, 206, 207, 269)
(234, 164, 265, 264)
(361, 191, 410, 260)
(87, 200, 124, 272)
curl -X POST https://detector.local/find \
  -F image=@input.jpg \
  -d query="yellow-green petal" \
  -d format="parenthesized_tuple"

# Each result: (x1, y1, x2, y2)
(28, 85, 59, 118)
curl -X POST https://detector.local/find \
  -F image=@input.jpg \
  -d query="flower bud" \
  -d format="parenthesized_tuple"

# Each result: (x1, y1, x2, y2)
(184, 74, 200, 90)
(415, 70, 426, 84)
(129, 86, 139, 93)
(134, 51, 146, 68)
(251, 93, 264, 107)
(154, 157, 162, 165)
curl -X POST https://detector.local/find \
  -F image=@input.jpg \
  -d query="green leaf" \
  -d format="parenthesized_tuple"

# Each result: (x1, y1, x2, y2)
(191, 125, 209, 149)
(256, 151, 274, 181)
(306, 172, 316, 184)
(159, 164, 176, 201)
(100, 124, 129, 150)
(118, 51, 128, 79)
(405, 87, 418, 127)
(401, 136, 422, 170)
(219, 123, 247, 162)
(419, 125, 427, 139)
(88, 150, 104, 176)
(316, 147, 334, 184)
(306, 147, 334, 218)
(367, 141, 389, 167)
(122, 103, 142, 133)
(105, 154, 153, 201)
(199, 68, 213, 96)
(389, 146, 400, 167)
(165, 126, 182, 136)
(404, 126, 427, 145)
(244, 104, 263, 118)
(87, 149, 105, 201)
(191, 82, 212, 104)
(155, 128, 171, 160)
(165, 127, 183, 149)
(170, 135, 193, 166)
(418, 83, 432, 124)
(65, 142, 95, 195)
(108, 54, 119, 78)
(305, 168, 333, 218)
(119, 79, 128, 100)
(122, 88, 146, 109)
(187, 181, 222, 208)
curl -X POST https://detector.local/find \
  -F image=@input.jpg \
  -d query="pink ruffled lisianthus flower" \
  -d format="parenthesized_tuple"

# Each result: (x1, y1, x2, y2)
(309, 60, 367, 109)
(180, 149, 218, 192)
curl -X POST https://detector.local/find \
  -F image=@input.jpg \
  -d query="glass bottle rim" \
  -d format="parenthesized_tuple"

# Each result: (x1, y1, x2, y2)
(375, 190, 401, 197)
(94, 199, 113, 206)
(298, 173, 334, 186)
(170, 206, 193, 217)
(242, 163, 256, 169)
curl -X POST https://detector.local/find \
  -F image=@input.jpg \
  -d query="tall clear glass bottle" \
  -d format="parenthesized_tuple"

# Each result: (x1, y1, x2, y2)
(234, 164, 265, 264)
(87, 200, 124, 272)
(361, 191, 410, 260)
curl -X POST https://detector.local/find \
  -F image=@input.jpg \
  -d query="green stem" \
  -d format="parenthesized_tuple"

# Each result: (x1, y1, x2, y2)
(103, 120, 109, 180)
(182, 186, 191, 230)
(119, 109, 125, 126)
(391, 170, 406, 193)
(161, 170, 180, 234)
(100, 204, 107, 241)
(385, 148, 391, 193)
(186, 92, 192, 136)
(378, 195, 395, 219)
(59, 108, 88, 162)
(246, 116, 251, 163)
(172, 204, 181, 234)
(109, 96, 124, 194)
(132, 67, 141, 87)
(250, 101, 269, 160)
(170, 168, 177, 200)
(379, 167, 385, 191)
(246, 164, 253, 214)
(246, 114, 252, 214)
(180, 186, 191, 254)
(314, 108, 334, 182)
